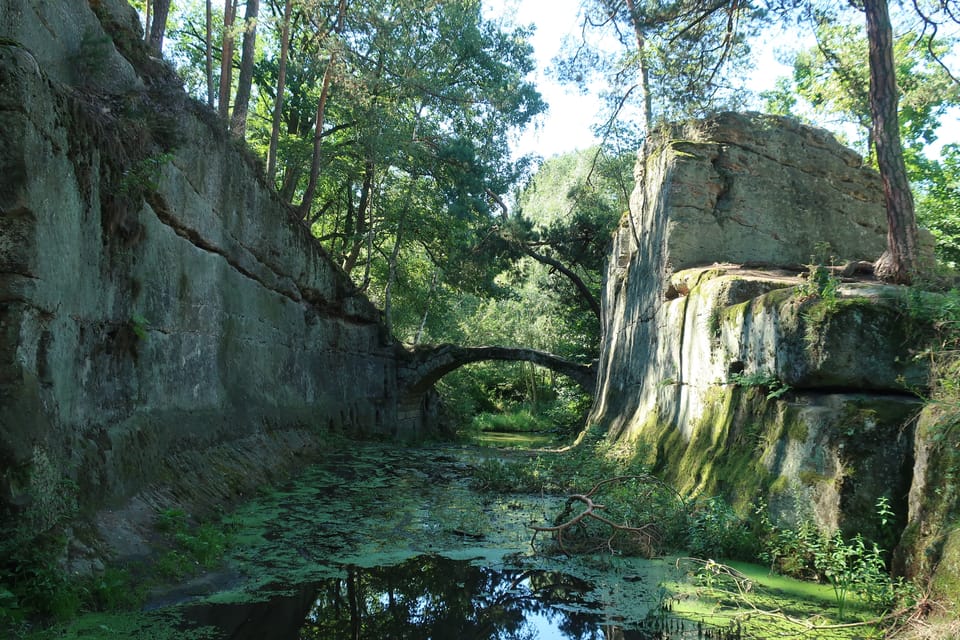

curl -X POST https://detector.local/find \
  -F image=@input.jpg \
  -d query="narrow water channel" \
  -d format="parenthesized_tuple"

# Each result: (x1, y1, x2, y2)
(161, 442, 742, 639)
(51, 441, 868, 639)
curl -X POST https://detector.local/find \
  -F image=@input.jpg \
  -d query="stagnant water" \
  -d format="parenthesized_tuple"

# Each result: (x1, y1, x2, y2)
(39, 441, 878, 639)
(182, 555, 731, 639)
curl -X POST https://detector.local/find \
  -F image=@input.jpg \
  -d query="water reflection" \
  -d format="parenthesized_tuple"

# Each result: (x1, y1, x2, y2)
(184, 556, 740, 640)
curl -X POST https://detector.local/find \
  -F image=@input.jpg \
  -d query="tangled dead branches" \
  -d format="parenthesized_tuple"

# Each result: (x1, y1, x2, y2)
(530, 475, 687, 556)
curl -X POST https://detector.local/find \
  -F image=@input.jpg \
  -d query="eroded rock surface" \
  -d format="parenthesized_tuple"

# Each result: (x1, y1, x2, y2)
(591, 113, 926, 538)
(0, 0, 432, 558)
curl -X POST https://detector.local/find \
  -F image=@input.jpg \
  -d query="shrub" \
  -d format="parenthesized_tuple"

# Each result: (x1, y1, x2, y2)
(686, 497, 758, 561)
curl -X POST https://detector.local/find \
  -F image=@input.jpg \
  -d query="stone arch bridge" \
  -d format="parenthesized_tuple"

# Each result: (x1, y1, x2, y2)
(398, 344, 597, 395)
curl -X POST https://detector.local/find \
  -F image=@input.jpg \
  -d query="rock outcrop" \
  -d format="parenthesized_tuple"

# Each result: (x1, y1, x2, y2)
(0, 0, 433, 558)
(591, 114, 955, 599)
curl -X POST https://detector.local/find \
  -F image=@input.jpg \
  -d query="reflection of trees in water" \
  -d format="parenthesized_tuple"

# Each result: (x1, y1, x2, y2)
(183, 555, 742, 639)
(299, 555, 604, 639)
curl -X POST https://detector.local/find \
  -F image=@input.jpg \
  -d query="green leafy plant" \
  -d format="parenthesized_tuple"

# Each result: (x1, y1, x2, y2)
(728, 370, 792, 400)
(758, 505, 918, 620)
(84, 567, 142, 612)
(686, 496, 758, 561)
(117, 152, 175, 197)
(471, 408, 545, 433)
(471, 458, 553, 493)
(796, 242, 842, 311)
(153, 508, 230, 579)
(130, 313, 150, 340)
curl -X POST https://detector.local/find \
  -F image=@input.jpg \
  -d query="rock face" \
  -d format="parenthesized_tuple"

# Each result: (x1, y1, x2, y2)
(590, 113, 929, 540)
(0, 0, 432, 553)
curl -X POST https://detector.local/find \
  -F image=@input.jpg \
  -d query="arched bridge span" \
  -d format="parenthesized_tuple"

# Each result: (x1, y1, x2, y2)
(399, 344, 597, 395)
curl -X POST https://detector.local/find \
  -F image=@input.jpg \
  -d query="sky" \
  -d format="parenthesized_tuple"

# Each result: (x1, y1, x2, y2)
(482, 0, 603, 159)
(482, 0, 959, 162)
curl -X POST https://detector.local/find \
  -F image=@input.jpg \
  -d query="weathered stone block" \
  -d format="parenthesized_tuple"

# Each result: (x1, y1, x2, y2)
(591, 114, 930, 539)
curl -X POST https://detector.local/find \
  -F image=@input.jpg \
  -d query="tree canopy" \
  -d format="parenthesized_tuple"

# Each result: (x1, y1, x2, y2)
(142, 0, 960, 426)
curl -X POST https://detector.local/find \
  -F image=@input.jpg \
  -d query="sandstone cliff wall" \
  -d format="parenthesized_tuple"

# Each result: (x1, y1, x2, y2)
(590, 114, 955, 598)
(0, 0, 431, 556)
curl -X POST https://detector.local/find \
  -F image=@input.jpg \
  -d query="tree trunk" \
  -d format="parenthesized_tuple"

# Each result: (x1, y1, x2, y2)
(864, 0, 920, 283)
(279, 160, 302, 202)
(218, 0, 237, 120)
(267, 0, 293, 181)
(623, 0, 651, 247)
(147, 0, 172, 55)
(298, 57, 335, 218)
(144, 0, 152, 44)
(298, 0, 346, 218)
(341, 161, 375, 275)
(230, 0, 260, 138)
(486, 189, 602, 320)
(517, 242, 602, 320)
(623, 0, 651, 135)
(347, 569, 361, 640)
(414, 269, 440, 346)
(205, 0, 215, 108)
(383, 212, 405, 337)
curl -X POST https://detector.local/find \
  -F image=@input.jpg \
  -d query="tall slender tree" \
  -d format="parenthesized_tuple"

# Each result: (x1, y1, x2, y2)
(205, 0, 215, 109)
(267, 0, 294, 180)
(218, 0, 238, 120)
(230, 0, 261, 137)
(861, 0, 921, 283)
(298, 0, 346, 218)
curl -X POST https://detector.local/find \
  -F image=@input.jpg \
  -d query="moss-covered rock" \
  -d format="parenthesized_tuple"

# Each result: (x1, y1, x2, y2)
(895, 402, 960, 612)
(590, 114, 953, 603)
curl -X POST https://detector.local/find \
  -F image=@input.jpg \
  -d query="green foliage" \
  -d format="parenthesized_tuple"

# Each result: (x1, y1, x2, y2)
(757, 504, 919, 620)
(0, 536, 82, 624)
(130, 313, 150, 341)
(471, 458, 554, 494)
(153, 509, 229, 580)
(163, 0, 547, 350)
(118, 152, 174, 198)
(430, 148, 626, 436)
(471, 408, 545, 434)
(728, 370, 792, 401)
(767, 23, 959, 157)
(915, 144, 960, 267)
(470, 428, 650, 495)
(686, 497, 758, 561)
(83, 567, 142, 613)
(560, 0, 763, 145)
(903, 286, 960, 409)
(797, 264, 841, 308)
(795, 241, 841, 309)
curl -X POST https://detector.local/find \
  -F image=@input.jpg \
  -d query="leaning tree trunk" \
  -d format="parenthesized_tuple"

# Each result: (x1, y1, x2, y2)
(299, 0, 346, 218)
(864, 0, 921, 284)
(340, 161, 375, 275)
(218, 0, 237, 120)
(230, 0, 260, 138)
(205, 0, 215, 108)
(383, 212, 405, 337)
(267, 0, 293, 181)
(147, 0, 172, 55)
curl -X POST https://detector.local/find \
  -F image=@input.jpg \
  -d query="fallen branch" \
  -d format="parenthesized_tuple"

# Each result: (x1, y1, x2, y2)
(530, 475, 686, 556)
